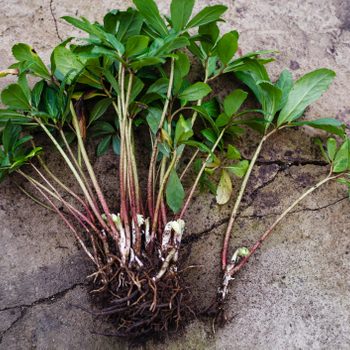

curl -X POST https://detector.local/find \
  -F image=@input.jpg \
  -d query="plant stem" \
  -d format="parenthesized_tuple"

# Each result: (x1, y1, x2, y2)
(37, 153, 94, 221)
(25, 172, 97, 265)
(35, 117, 108, 232)
(179, 128, 226, 220)
(147, 58, 175, 221)
(151, 152, 177, 238)
(180, 149, 199, 181)
(221, 128, 278, 270)
(71, 102, 120, 241)
(226, 172, 340, 277)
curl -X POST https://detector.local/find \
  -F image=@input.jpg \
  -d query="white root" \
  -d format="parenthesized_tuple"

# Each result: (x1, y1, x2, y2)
(153, 219, 185, 281)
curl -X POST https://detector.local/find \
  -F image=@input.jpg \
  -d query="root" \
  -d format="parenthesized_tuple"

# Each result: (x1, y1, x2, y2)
(88, 257, 193, 340)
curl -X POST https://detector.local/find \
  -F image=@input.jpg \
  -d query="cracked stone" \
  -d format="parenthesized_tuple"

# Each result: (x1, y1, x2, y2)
(0, 0, 350, 349)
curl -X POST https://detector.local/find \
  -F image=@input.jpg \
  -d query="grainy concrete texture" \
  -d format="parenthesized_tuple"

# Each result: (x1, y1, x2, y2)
(0, 0, 350, 349)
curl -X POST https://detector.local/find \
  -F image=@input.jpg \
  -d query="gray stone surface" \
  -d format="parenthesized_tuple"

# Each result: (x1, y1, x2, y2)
(1, 0, 350, 349)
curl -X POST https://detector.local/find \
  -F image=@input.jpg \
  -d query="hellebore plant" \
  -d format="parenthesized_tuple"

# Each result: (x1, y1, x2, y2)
(0, 0, 348, 340)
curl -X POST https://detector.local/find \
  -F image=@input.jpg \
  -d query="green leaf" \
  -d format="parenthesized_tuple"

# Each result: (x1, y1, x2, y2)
(90, 121, 115, 137)
(96, 135, 112, 156)
(112, 135, 121, 155)
(202, 99, 220, 117)
(12, 43, 50, 79)
(171, 0, 195, 31)
(166, 169, 185, 213)
(147, 77, 169, 96)
(146, 107, 162, 134)
(326, 138, 337, 162)
(174, 115, 193, 145)
(129, 57, 164, 70)
(333, 139, 350, 173)
(104, 69, 120, 95)
(182, 140, 212, 154)
(43, 86, 59, 118)
(178, 82, 211, 101)
(290, 118, 345, 137)
(127, 75, 145, 102)
(1, 83, 31, 110)
(216, 31, 238, 65)
(89, 98, 113, 125)
(277, 69, 336, 126)
(227, 144, 241, 160)
(198, 22, 220, 54)
(275, 69, 293, 110)
(173, 51, 190, 94)
(31, 80, 45, 108)
(62, 16, 93, 34)
(186, 5, 227, 28)
(223, 89, 248, 116)
(201, 128, 217, 144)
(125, 35, 150, 57)
(2, 122, 21, 153)
(215, 113, 231, 128)
(104, 9, 143, 41)
(52, 46, 84, 83)
(133, 0, 168, 37)
(226, 160, 249, 178)
(258, 81, 282, 122)
(216, 169, 232, 205)
(0, 110, 31, 125)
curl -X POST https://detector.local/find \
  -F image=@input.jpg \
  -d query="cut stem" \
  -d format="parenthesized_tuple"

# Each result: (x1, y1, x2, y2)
(227, 172, 340, 277)
(221, 128, 278, 270)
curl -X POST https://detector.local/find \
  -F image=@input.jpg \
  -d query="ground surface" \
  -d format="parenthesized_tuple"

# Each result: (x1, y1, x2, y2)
(0, 0, 350, 349)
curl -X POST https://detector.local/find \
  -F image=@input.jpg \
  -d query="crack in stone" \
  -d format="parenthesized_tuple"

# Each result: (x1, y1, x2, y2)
(0, 308, 26, 344)
(0, 282, 86, 313)
(255, 158, 329, 167)
(183, 196, 348, 246)
(0, 282, 86, 344)
(50, 0, 62, 41)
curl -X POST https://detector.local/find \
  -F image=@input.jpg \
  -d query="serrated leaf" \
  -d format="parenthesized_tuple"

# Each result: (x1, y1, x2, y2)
(333, 139, 350, 173)
(129, 57, 164, 70)
(275, 69, 293, 111)
(96, 135, 112, 156)
(178, 82, 211, 101)
(227, 144, 241, 160)
(2, 122, 21, 153)
(146, 107, 162, 134)
(125, 35, 150, 57)
(217, 31, 238, 65)
(186, 5, 227, 28)
(31, 80, 45, 108)
(327, 138, 337, 162)
(52, 46, 85, 83)
(90, 121, 115, 137)
(147, 77, 169, 96)
(201, 128, 217, 144)
(166, 169, 185, 213)
(226, 160, 249, 178)
(1, 83, 31, 110)
(175, 115, 193, 145)
(170, 0, 195, 31)
(290, 118, 345, 137)
(223, 89, 248, 116)
(133, 0, 168, 37)
(89, 98, 113, 125)
(12, 43, 50, 79)
(258, 81, 282, 122)
(216, 169, 232, 205)
(198, 22, 220, 54)
(112, 135, 121, 155)
(215, 113, 230, 128)
(277, 69, 336, 126)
